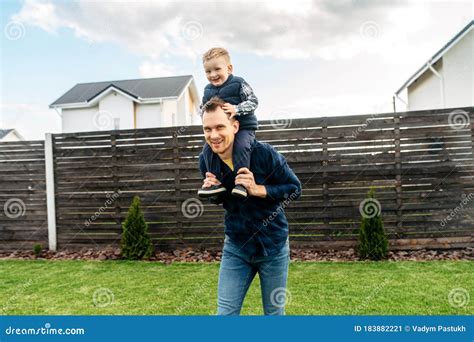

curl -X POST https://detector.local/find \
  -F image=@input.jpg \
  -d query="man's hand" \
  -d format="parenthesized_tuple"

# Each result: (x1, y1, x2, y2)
(235, 168, 267, 198)
(222, 103, 237, 119)
(203, 172, 221, 188)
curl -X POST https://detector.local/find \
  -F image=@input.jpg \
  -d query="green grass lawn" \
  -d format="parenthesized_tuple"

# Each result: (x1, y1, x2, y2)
(0, 260, 472, 315)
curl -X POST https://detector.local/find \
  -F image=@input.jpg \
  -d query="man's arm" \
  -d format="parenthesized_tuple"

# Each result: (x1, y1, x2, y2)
(234, 146, 301, 201)
(235, 80, 259, 116)
(263, 148, 302, 202)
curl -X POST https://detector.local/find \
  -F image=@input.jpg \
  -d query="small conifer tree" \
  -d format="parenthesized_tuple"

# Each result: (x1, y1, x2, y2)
(358, 188, 388, 260)
(121, 196, 153, 260)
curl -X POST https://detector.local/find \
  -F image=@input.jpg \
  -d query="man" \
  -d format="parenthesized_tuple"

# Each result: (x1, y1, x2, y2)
(199, 97, 302, 315)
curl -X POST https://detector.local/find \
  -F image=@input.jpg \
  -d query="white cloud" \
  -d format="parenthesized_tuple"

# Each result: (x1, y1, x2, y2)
(12, 0, 60, 33)
(139, 61, 177, 78)
(11, 0, 435, 62)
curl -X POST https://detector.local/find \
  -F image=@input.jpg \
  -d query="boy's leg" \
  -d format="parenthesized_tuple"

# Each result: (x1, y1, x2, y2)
(198, 143, 226, 198)
(217, 236, 257, 315)
(233, 130, 256, 171)
(257, 239, 290, 315)
(231, 130, 256, 198)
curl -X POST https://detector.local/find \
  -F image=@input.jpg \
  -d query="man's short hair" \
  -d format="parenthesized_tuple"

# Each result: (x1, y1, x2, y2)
(202, 47, 231, 64)
(201, 97, 234, 121)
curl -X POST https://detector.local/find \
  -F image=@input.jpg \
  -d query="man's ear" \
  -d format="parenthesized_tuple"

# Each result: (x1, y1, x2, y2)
(227, 64, 233, 74)
(233, 120, 239, 134)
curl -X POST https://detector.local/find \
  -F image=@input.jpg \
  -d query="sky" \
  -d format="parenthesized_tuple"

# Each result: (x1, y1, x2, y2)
(0, 0, 472, 140)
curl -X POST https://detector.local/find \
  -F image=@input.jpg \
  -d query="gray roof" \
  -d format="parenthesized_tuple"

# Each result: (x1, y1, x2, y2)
(0, 129, 14, 139)
(395, 20, 474, 95)
(50, 75, 194, 107)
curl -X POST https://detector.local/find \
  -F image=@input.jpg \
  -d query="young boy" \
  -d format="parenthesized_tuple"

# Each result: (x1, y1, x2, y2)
(197, 47, 259, 199)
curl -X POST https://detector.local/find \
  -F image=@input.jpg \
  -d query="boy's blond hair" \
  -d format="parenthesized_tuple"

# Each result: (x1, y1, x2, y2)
(202, 47, 231, 64)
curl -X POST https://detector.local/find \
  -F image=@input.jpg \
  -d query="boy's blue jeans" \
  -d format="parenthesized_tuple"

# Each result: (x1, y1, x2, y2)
(217, 235, 290, 315)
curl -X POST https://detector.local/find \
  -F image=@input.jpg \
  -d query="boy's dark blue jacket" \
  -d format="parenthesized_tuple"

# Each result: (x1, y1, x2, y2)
(202, 74, 258, 131)
(199, 140, 302, 256)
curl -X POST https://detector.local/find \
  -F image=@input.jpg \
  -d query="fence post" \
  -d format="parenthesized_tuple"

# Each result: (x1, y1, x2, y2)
(44, 133, 57, 251)
(394, 115, 403, 236)
(322, 118, 329, 232)
(173, 132, 184, 245)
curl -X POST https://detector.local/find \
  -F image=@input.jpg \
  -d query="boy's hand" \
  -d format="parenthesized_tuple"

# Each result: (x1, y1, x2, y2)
(222, 103, 237, 118)
(203, 172, 221, 188)
(235, 168, 267, 198)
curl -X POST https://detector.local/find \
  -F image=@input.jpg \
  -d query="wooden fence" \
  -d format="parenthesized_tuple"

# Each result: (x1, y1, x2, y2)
(0, 140, 48, 250)
(1, 107, 473, 251)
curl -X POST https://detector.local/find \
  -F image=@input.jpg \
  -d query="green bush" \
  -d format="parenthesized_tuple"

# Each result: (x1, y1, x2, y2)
(357, 188, 388, 260)
(120, 196, 153, 260)
(33, 244, 42, 257)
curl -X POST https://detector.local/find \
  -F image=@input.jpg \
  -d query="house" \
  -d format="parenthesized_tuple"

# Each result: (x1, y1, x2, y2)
(50, 75, 200, 133)
(0, 129, 24, 142)
(395, 20, 473, 111)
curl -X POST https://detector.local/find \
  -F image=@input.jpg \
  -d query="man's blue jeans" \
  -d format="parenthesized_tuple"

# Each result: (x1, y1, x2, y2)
(217, 235, 290, 315)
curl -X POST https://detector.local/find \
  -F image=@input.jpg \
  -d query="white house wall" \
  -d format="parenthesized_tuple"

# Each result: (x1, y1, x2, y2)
(185, 87, 198, 125)
(136, 103, 161, 128)
(443, 29, 473, 108)
(177, 94, 186, 126)
(161, 99, 178, 127)
(407, 29, 474, 111)
(98, 91, 134, 130)
(62, 106, 99, 133)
